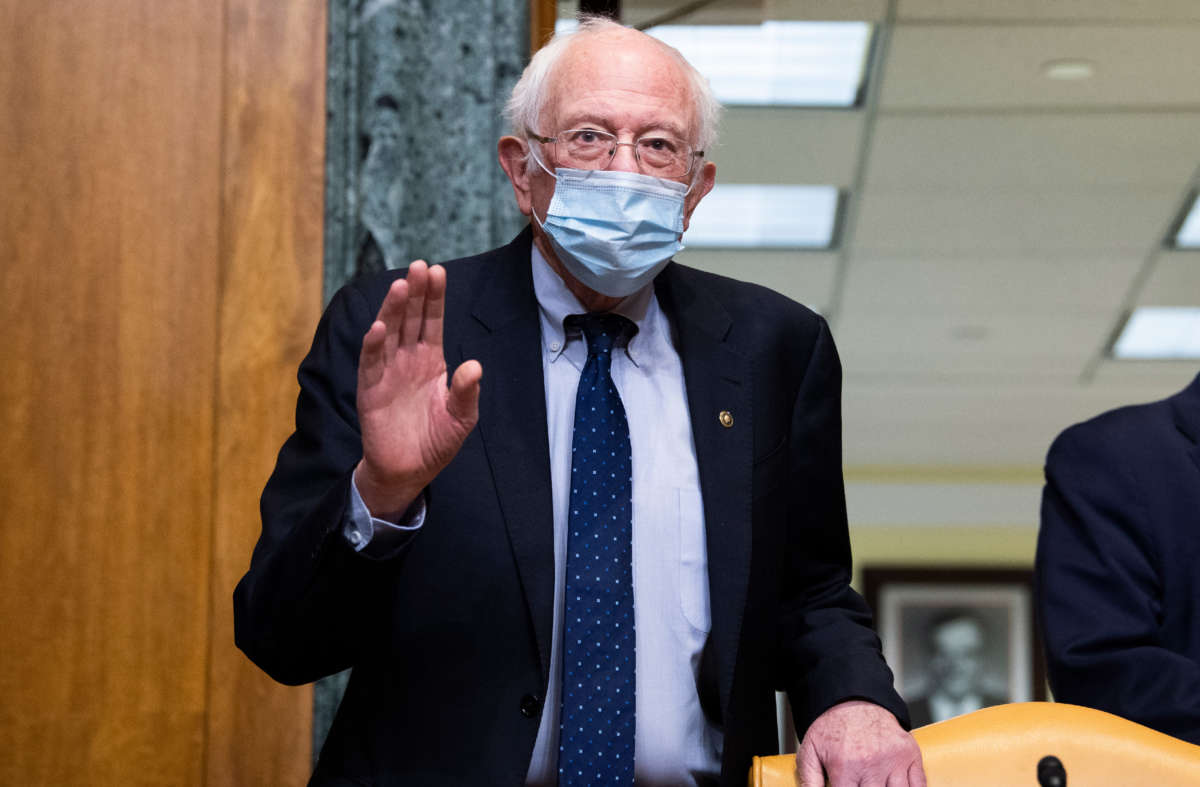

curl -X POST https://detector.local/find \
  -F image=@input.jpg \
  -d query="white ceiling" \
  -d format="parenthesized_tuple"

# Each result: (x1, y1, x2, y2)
(561, 0, 1200, 524)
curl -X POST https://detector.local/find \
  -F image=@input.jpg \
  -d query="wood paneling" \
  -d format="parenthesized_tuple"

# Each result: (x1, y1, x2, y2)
(203, 0, 325, 782)
(0, 1, 222, 784)
(531, 0, 557, 51)
(0, 0, 323, 783)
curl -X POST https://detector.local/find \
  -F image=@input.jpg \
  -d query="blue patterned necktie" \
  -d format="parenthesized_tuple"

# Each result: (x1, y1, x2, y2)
(558, 312, 637, 786)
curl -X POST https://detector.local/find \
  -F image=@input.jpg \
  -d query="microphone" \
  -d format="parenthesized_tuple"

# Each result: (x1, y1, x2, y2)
(1038, 755, 1067, 787)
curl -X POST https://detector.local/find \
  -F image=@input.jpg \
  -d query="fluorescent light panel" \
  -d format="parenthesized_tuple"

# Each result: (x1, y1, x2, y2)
(1112, 307, 1200, 360)
(1175, 194, 1200, 248)
(685, 184, 839, 249)
(554, 20, 872, 107)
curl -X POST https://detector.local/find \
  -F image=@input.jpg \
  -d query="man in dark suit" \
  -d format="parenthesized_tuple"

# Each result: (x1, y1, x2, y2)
(235, 17, 923, 786)
(1037, 371, 1200, 744)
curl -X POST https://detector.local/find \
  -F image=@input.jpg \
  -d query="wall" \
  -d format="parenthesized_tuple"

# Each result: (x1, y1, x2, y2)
(852, 525, 1039, 586)
(0, 1, 324, 784)
(844, 469, 1043, 585)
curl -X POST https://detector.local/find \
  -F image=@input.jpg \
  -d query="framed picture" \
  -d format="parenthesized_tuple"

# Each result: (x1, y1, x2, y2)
(862, 566, 1046, 728)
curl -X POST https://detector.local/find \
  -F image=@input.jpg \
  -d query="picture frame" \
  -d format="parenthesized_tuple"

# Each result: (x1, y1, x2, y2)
(862, 566, 1047, 727)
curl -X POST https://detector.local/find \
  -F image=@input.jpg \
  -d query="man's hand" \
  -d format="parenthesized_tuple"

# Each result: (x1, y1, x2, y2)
(796, 700, 925, 787)
(354, 261, 482, 518)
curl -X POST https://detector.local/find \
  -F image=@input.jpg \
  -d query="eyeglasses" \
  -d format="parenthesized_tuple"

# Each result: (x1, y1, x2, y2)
(530, 128, 703, 179)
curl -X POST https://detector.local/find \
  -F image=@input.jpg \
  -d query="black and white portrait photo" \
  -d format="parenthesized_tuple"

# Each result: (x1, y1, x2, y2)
(863, 567, 1046, 728)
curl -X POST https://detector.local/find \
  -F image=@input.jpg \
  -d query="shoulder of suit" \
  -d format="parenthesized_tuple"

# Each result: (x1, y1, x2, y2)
(1049, 394, 1177, 467)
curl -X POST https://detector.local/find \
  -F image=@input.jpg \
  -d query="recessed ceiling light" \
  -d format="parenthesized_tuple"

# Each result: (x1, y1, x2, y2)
(556, 20, 873, 107)
(1041, 59, 1096, 81)
(1174, 193, 1200, 248)
(1112, 307, 1200, 360)
(684, 184, 840, 249)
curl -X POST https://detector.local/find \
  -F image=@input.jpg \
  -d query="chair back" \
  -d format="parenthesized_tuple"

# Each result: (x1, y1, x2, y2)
(748, 702, 1200, 786)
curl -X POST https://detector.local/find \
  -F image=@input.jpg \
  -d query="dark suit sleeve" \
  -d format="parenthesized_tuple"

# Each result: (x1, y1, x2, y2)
(777, 317, 909, 733)
(234, 281, 403, 686)
(1037, 423, 1200, 737)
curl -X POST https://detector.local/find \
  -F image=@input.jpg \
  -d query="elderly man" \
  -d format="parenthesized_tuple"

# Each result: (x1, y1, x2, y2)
(235, 17, 922, 786)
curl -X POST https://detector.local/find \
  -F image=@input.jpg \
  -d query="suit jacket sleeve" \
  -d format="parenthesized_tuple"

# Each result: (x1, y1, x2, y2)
(777, 317, 909, 732)
(1037, 421, 1200, 738)
(234, 279, 402, 686)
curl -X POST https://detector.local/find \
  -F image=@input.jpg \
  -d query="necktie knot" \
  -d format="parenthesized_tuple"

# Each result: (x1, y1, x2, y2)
(568, 312, 636, 360)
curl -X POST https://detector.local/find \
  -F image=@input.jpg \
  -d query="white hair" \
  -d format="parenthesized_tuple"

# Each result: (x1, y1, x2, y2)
(504, 15, 722, 157)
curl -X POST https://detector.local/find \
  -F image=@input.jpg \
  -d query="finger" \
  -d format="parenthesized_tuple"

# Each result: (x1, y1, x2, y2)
(886, 770, 908, 787)
(797, 742, 825, 787)
(402, 260, 428, 345)
(422, 264, 446, 347)
(359, 320, 387, 377)
(908, 758, 927, 787)
(447, 360, 482, 427)
(377, 278, 408, 357)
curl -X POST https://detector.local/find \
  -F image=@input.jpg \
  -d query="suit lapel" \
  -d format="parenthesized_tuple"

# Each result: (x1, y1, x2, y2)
(460, 233, 556, 684)
(656, 264, 753, 716)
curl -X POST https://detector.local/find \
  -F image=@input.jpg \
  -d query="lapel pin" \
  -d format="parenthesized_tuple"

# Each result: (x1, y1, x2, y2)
(718, 410, 733, 428)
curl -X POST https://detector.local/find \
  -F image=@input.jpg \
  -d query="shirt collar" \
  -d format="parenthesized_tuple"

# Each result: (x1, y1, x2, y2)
(530, 245, 657, 367)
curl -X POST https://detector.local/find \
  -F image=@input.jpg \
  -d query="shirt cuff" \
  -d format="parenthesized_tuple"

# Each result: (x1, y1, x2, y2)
(345, 476, 426, 554)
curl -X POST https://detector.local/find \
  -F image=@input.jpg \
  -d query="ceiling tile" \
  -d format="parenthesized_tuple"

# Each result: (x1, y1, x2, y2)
(613, 0, 888, 28)
(850, 187, 1178, 255)
(1136, 251, 1200, 306)
(673, 248, 837, 312)
(881, 25, 1200, 109)
(865, 113, 1200, 188)
(714, 108, 863, 186)
(1090, 359, 1200, 387)
(841, 255, 1139, 313)
(767, 0, 887, 22)
(842, 386, 1065, 466)
(898, 0, 1200, 23)
(833, 310, 1114, 379)
(620, 0, 764, 27)
(840, 381, 1189, 465)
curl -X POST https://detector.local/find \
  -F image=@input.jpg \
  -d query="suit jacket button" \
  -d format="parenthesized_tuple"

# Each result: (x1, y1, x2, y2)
(520, 694, 542, 718)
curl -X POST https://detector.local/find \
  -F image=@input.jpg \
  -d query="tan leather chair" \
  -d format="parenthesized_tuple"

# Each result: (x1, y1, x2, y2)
(748, 702, 1200, 786)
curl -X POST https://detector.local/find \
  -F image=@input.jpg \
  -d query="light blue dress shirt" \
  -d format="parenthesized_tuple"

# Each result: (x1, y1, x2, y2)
(346, 248, 722, 784)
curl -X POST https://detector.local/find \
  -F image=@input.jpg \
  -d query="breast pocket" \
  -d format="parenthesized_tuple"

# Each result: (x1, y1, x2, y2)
(678, 488, 711, 635)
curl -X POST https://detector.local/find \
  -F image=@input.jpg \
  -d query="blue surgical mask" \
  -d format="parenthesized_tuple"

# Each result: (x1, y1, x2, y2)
(531, 163, 688, 298)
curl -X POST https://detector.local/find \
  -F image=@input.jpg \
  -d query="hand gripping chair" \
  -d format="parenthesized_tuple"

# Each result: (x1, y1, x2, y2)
(748, 702, 1200, 786)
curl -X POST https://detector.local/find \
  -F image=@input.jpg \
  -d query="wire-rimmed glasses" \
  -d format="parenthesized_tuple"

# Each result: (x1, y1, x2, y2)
(530, 128, 703, 179)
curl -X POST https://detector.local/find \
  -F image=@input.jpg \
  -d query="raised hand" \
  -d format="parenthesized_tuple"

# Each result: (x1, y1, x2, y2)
(796, 700, 926, 787)
(353, 261, 482, 519)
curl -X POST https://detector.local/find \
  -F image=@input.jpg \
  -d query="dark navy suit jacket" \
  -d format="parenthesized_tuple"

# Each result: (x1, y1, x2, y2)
(1037, 372, 1200, 744)
(234, 229, 906, 785)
